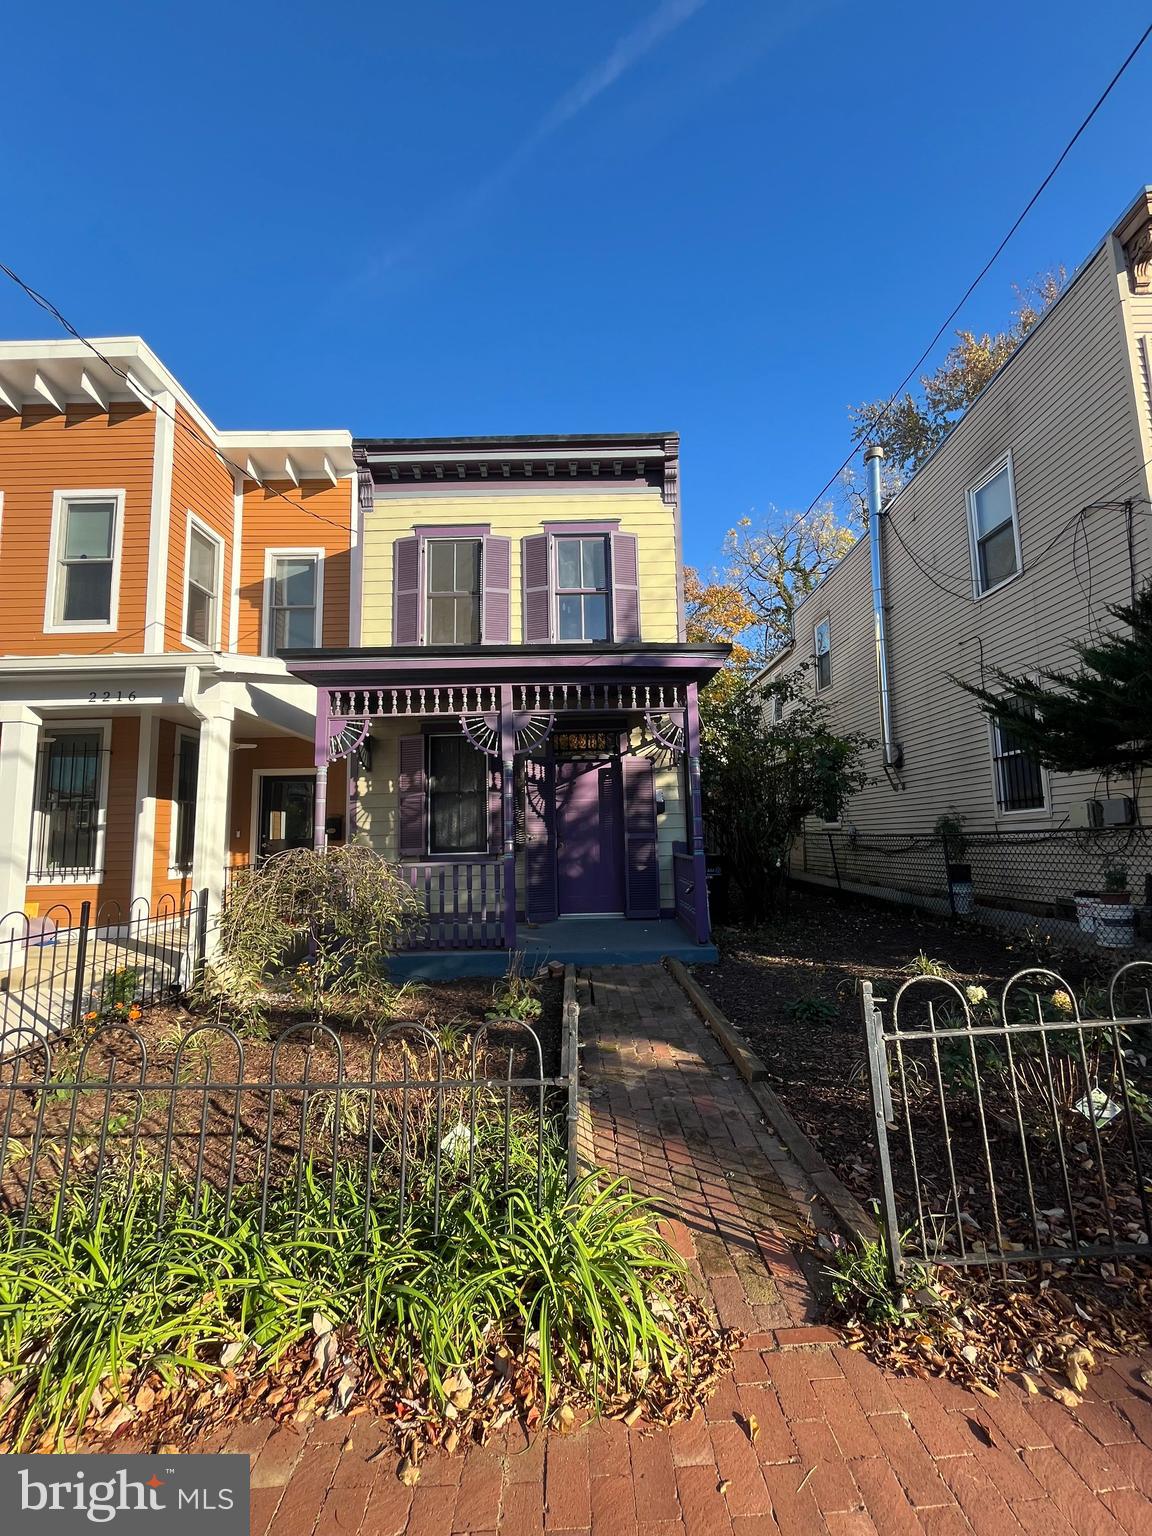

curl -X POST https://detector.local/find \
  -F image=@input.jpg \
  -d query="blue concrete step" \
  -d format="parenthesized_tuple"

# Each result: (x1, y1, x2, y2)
(386, 918, 717, 981)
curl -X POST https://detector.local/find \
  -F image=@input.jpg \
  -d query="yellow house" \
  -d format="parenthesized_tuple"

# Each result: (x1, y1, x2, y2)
(285, 433, 729, 974)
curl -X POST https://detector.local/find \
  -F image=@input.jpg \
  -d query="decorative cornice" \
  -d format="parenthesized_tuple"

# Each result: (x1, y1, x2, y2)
(1115, 190, 1152, 295)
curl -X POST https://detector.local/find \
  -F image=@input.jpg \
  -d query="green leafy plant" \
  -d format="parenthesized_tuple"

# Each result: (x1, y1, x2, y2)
(783, 996, 839, 1027)
(0, 1144, 703, 1450)
(902, 953, 953, 979)
(80, 967, 144, 1032)
(933, 808, 968, 865)
(1102, 862, 1130, 896)
(824, 1229, 929, 1326)
(488, 953, 543, 1023)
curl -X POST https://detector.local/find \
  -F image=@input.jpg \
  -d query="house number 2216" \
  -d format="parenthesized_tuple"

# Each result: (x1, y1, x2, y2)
(88, 689, 137, 703)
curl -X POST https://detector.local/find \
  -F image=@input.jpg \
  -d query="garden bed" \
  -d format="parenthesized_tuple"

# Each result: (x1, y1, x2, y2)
(693, 889, 1152, 1259)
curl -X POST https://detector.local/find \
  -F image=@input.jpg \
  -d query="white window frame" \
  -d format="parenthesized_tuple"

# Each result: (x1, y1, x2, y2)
(424, 536, 483, 647)
(263, 547, 325, 656)
(553, 534, 612, 644)
(168, 727, 200, 877)
(967, 451, 1023, 599)
(813, 617, 832, 691)
(182, 513, 225, 650)
(30, 718, 112, 882)
(986, 707, 1049, 820)
(43, 490, 126, 635)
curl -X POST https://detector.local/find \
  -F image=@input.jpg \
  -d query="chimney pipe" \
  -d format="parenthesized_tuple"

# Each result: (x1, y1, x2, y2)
(865, 445, 902, 771)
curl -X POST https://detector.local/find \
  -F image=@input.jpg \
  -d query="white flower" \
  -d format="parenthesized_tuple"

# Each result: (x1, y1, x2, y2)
(965, 984, 988, 1006)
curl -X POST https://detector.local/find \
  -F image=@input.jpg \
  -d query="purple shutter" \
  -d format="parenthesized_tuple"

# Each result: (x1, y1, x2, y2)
(523, 757, 557, 922)
(522, 534, 551, 643)
(622, 756, 660, 918)
(393, 536, 421, 645)
(610, 532, 641, 641)
(482, 535, 511, 644)
(398, 735, 426, 857)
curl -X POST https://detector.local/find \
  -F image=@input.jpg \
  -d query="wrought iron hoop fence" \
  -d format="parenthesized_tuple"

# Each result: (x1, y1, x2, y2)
(861, 962, 1152, 1285)
(0, 1006, 577, 1247)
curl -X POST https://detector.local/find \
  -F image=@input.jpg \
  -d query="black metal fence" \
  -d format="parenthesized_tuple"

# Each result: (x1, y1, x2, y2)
(861, 962, 1152, 1283)
(805, 827, 1152, 958)
(0, 894, 206, 1060)
(0, 1009, 576, 1245)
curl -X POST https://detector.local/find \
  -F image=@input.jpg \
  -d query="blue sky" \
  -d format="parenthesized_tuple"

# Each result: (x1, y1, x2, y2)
(1, 1, 1149, 572)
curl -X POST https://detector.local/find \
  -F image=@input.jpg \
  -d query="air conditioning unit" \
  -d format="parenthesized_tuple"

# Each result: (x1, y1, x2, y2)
(1083, 797, 1135, 828)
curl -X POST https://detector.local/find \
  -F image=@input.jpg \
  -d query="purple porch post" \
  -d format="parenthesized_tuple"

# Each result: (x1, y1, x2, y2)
(313, 687, 330, 850)
(684, 681, 711, 945)
(499, 685, 517, 950)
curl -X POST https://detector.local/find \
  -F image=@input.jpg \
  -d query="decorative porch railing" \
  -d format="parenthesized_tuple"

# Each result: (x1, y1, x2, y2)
(400, 861, 505, 950)
(328, 680, 686, 719)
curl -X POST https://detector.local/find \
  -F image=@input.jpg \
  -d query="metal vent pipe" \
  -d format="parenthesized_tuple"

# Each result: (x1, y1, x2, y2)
(865, 445, 903, 770)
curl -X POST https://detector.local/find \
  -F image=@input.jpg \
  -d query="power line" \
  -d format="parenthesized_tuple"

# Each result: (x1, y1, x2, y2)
(798, 18, 1152, 521)
(0, 261, 353, 536)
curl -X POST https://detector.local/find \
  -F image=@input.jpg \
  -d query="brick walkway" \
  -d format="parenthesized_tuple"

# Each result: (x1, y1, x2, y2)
(233, 964, 1152, 1535)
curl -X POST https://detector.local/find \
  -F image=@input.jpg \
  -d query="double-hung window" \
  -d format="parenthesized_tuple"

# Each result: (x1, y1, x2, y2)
(185, 520, 222, 647)
(813, 619, 832, 690)
(172, 732, 200, 872)
(426, 539, 481, 645)
(32, 728, 105, 879)
(267, 553, 321, 652)
(428, 736, 487, 854)
(555, 536, 610, 642)
(968, 456, 1021, 595)
(48, 494, 122, 630)
(991, 705, 1046, 813)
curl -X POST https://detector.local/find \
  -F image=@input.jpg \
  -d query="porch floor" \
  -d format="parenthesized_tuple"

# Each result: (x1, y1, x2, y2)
(387, 918, 718, 980)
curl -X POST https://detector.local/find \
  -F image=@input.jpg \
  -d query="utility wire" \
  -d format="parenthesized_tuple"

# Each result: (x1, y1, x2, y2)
(0, 261, 353, 536)
(798, 18, 1152, 521)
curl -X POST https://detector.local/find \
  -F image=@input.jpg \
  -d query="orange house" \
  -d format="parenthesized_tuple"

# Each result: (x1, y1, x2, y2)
(0, 337, 357, 951)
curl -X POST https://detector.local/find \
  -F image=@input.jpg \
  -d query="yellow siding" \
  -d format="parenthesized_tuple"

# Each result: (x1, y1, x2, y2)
(362, 489, 678, 644)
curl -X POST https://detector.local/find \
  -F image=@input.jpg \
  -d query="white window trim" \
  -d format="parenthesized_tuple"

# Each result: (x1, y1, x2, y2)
(986, 710, 1050, 821)
(262, 547, 325, 656)
(552, 533, 612, 645)
(813, 617, 832, 691)
(167, 727, 200, 878)
(424, 536, 483, 647)
(43, 490, 126, 635)
(181, 512, 225, 651)
(30, 718, 112, 883)
(967, 450, 1023, 600)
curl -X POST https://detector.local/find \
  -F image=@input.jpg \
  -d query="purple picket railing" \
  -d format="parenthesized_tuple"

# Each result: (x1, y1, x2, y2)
(672, 847, 697, 939)
(400, 861, 505, 950)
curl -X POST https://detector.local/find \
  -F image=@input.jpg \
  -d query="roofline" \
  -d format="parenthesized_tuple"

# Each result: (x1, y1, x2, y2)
(356, 431, 675, 454)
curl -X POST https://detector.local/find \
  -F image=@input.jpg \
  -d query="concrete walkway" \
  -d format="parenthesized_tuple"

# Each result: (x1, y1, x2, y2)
(234, 964, 1152, 1535)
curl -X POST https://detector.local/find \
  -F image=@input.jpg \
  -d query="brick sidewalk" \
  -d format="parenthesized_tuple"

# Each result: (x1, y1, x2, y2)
(234, 964, 1152, 1535)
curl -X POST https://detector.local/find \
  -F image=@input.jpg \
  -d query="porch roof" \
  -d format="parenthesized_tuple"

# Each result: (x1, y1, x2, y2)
(281, 642, 730, 691)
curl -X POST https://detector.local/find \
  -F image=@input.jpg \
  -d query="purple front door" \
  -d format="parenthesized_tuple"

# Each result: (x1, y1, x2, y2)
(555, 759, 624, 915)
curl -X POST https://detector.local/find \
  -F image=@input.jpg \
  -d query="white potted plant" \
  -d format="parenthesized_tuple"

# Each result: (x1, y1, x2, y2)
(1095, 861, 1135, 949)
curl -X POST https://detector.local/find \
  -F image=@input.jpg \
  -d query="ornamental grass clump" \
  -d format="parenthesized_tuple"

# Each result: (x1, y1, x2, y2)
(0, 1146, 733, 1453)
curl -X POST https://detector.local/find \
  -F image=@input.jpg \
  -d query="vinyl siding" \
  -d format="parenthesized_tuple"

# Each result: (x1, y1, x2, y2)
(236, 479, 354, 655)
(777, 238, 1152, 879)
(0, 402, 156, 654)
(167, 407, 235, 650)
(361, 488, 678, 645)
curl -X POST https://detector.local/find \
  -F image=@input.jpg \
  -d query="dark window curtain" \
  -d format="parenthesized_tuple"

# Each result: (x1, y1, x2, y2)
(429, 736, 488, 854)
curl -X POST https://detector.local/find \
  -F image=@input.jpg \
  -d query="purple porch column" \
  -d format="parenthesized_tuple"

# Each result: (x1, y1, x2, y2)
(684, 681, 711, 945)
(499, 684, 517, 950)
(313, 687, 330, 850)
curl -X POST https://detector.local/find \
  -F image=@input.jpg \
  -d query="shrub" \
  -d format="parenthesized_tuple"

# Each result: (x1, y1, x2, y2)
(783, 996, 838, 1027)
(208, 846, 425, 1022)
(0, 1149, 704, 1450)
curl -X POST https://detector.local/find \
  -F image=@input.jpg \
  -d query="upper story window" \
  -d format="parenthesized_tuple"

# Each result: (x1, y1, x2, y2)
(46, 492, 123, 633)
(427, 539, 481, 645)
(267, 551, 321, 654)
(968, 456, 1021, 596)
(555, 536, 610, 642)
(991, 704, 1046, 813)
(184, 519, 222, 648)
(814, 618, 832, 690)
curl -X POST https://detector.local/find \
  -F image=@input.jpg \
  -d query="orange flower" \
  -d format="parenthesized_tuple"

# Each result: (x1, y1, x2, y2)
(128, 1007, 142, 1021)
(84, 1011, 99, 1022)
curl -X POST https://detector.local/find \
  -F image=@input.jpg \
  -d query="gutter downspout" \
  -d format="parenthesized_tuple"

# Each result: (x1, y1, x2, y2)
(865, 446, 903, 774)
